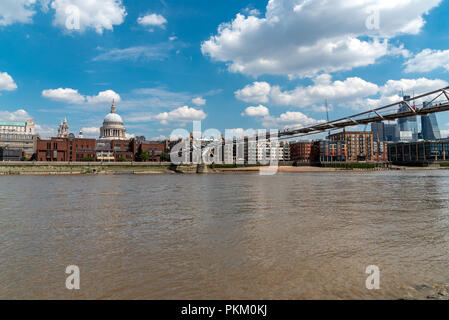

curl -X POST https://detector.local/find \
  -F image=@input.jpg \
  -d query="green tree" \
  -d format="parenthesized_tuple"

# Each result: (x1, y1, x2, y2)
(137, 150, 150, 162)
(161, 152, 170, 162)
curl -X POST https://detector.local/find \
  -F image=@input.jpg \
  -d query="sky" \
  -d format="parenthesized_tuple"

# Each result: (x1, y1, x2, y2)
(1, 0, 449, 140)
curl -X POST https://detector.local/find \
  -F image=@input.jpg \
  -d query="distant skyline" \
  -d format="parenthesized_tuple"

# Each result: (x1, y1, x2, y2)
(1, 0, 449, 140)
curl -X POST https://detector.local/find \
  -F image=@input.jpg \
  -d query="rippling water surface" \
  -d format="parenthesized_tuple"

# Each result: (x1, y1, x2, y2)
(1, 171, 449, 299)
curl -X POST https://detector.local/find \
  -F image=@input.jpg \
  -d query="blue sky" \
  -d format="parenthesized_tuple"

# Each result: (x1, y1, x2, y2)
(1, 0, 449, 139)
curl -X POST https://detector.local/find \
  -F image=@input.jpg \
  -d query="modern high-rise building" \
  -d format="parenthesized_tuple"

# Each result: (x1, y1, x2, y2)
(421, 102, 441, 140)
(384, 123, 400, 142)
(371, 122, 384, 141)
(371, 122, 400, 142)
(398, 96, 418, 141)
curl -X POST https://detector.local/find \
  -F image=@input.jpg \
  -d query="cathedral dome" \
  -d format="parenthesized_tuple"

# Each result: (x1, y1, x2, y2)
(99, 100, 127, 140)
(104, 112, 123, 124)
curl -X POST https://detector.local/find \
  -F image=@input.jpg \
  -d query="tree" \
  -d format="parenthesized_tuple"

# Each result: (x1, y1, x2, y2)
(136, 150, 150, 162)
(161, 152, 170, 162)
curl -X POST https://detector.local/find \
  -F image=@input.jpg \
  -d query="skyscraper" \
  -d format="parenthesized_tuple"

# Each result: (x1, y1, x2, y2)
(384, 123, 400, 142)
(371, 122, 384, 141)
(398, 96, 418, 141)
(421, 102, 441, 140)
(371, 121, 400, 142)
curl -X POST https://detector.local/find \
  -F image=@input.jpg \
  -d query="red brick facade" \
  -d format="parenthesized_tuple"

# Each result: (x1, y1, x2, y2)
(138, 141, 165, 162)
(290, 141, 319, 163)
(37, 137, 96, 162)
(36, 137, 166, 162)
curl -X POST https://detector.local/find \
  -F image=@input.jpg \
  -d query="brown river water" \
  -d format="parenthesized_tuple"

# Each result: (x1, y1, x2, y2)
(1, 171, 449, 300)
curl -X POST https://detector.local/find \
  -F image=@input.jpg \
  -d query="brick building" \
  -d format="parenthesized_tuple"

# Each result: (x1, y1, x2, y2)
(137, 141, 165, 162)
(96, 139, 136, 162)
(329, 131, 373, 162)
(290, 141, 319, 163)
(36, 137, 96, 162)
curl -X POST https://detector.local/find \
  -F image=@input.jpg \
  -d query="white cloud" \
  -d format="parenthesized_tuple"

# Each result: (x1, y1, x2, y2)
(86, 89, 120, 104)
(261, 111, 323, 130)
(50, 0, 126, 34)
(42, 88, 85, 104)
(237, 76, 449, 113)
(242, 105, 269, 117)
(271, 75, 379, 107)
(80, 127, 100, 136)
(380, 78, 449, 97)
(122, 87, 192, 110)
(125, 133, 135, 139)
(155, 106, 206, 124)
(0, 109, 31, 121)
(0, 0, 36, 26)
(93, 44, 173, 61)
(138, 13, 167, 28)
(404, 49, 449, 73)
(42, 88, 121, 105)
(35, 124, 56, 137)
(236, 75, 379, 108)
(192, 97, 206, 106)
(243, 7, 261, 16)
(235, 81, 271, 103)
(347, 77, 449, 110)
(150, 135, 168, 141)
(202, 0, 441, 77)
(0, 72, 18, 91)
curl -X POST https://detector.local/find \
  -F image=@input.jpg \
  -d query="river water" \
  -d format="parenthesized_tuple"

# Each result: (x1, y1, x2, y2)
(1, 171, 449, 300)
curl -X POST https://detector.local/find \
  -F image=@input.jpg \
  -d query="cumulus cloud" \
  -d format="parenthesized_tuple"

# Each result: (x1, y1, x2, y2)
(0, 72, 18, 91)
(235, 82, 271, 103)
(202, 0, 441, 77)
(192, 97, 206, 106)
(380, 78, 449, 97)
(42, 88, 121, 105)
(0, 0, 36, 26)
(86, 89, 120, 104)
(242, 105, 269, 117)
(347, 77, 449, 110)
(50, 0, 127, 34)
(0, 109, 31, 121)
(236, 75, 379, 108)
(261, 111, 324, 130)
(404, 49, 449, 73)
(155, 106, 206, 125)
(237, 76, 449, 113)
(42, 88, 85, 104)
(137, 13, 167, 29)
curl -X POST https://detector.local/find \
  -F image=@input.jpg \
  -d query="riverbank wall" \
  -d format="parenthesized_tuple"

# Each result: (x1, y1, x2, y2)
(1, 162, 448, 175)
(0, 162, 177, 175)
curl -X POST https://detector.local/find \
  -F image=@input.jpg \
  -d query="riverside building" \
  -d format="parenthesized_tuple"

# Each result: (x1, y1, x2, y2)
(0, 120, 37, 158)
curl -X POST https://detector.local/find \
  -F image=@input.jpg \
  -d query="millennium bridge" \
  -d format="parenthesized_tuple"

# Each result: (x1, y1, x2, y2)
(277, 86, 449, 140)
